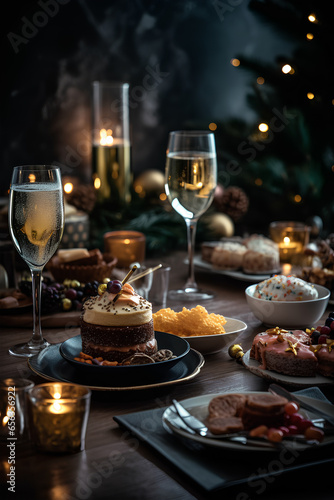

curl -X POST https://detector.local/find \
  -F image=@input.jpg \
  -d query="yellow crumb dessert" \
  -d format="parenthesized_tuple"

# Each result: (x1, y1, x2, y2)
(153, 305, 226, 337)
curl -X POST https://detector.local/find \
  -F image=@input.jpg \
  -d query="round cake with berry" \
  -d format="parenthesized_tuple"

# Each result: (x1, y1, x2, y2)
(80, 279, 157, 363)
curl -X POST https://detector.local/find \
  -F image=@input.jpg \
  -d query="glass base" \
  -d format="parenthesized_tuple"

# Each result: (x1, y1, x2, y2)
(168, 288, 214, 301)
(8, 340, 50, 358)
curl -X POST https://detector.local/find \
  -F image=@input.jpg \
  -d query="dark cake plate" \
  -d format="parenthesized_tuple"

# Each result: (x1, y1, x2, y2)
(28, 338, 204, 391)
(60, 331, 190, 375)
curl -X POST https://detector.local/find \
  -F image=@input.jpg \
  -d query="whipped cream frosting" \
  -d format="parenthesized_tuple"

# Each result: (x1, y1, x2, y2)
(82, 290, 152, 326)
(253, 275, 318, 301)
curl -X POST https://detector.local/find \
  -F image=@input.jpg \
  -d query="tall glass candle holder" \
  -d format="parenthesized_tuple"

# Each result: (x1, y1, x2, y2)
(92, 82, 131, 207)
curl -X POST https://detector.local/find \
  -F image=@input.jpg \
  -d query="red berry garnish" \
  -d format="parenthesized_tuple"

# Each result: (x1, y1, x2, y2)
(267, 428, 283, 442)
(284, 401, 299, 415)
(287, 425, 299, 435)
(298, 419, 313, 432)
(320, 326, 331, 336)
(304, 426, 324, 442)
(289, 412, 304, 428)
(278, 426, 290, 436)
(107, 280, 122, 294)
(330, 321, 334, 330)
(318, 334, 329, 344)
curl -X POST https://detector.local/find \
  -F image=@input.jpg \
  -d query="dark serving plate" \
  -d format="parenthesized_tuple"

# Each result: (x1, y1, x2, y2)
(59, 331, 190, 378)
(28, 341, 203, 391)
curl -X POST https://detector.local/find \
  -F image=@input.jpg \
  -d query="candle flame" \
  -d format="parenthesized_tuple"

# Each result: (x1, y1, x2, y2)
(283, 236, 290, 244)
(93, 176, 101, 190)
(2, 405, 15, 426)
(50, 401, 63, 414)
(100, 128, 114, 146)
(28, 174, 36, 183)
(124, 239, 130, 244)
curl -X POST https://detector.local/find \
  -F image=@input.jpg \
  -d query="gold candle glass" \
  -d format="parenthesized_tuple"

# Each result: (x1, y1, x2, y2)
(269, 221, 310, 264)
(104, 230, 146, 268)
(28, 383, 91, 454)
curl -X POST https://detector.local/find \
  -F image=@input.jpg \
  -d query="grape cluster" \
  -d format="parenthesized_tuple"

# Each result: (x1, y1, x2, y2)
(310, 312, 334, 344)
(19, 278, 101, 314)
(250, 401, 324, 443)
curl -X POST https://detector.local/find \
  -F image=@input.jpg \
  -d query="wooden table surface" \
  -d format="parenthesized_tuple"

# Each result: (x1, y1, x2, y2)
(0, 251, 333, 500)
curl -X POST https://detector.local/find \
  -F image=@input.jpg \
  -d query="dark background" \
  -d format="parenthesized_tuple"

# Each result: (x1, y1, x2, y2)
(1, 0, 295, 196)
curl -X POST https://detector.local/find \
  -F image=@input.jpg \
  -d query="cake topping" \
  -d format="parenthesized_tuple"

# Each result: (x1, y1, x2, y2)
(253, 275, 318, 301)
(285, 340, 299, 356)
(266, 327, 289, 335)
(82, 267, 152, 328)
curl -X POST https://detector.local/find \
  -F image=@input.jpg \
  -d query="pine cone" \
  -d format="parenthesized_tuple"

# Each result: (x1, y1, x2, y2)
(219, 186, 249, 222)
(66, 184, 97, 213)
(326, 233, 334, 250)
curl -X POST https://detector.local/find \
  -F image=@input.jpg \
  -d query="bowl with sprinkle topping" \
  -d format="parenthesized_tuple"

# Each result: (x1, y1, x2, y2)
(245, 276, 330, 329)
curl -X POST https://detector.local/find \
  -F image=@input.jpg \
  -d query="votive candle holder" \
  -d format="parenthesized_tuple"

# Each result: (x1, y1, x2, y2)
(28, 383, 91, 454)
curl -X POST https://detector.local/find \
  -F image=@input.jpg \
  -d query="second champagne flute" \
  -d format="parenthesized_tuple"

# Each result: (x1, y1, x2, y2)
(165, 131, 217, 300)
(8, 165, 64, 357)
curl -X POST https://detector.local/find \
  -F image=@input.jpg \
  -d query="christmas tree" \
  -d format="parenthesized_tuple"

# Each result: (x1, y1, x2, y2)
(215, 0, 334, 235)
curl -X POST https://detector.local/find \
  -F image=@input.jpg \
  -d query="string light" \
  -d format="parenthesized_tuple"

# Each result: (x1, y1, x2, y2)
(282, 64, 294, 74)
(256, 76, 265, 85)
(258, 123, 269, 132)
(308, 13, 317, 23)
(294, 194, 302, 203)
(231, 58, 240, 67)
(306, 33, 314, 40)
(64, 182, 73, 194)
(209, 122, 217, 131)
(307, 92, 315, 100)
(255, 178, 263, 186)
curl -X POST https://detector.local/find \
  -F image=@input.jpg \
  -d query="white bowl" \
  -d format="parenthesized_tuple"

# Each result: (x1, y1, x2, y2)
(184, 317, 247, 355)
(245, 283, 330, 329)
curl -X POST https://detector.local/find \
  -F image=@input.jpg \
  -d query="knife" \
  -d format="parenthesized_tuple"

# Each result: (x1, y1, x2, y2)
(268, 384, 334, 427)
(172, 399, 209, 437)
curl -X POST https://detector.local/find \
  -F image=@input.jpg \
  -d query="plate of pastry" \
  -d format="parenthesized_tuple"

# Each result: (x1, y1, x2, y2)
(163, 391, 334, 453)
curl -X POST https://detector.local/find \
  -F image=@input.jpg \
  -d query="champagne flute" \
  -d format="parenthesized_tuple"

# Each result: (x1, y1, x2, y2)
(8, 165, 64, 357)
(165, 131, 217, 300)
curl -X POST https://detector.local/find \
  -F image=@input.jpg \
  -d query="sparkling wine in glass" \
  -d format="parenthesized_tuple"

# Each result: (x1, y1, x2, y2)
(165, 131, 217, 300)
(8, 165, 64, 357)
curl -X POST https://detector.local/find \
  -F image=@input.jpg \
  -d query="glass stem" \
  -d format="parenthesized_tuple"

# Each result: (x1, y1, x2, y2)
(185, 218, 198, 291)
(30, 268, 44, 346)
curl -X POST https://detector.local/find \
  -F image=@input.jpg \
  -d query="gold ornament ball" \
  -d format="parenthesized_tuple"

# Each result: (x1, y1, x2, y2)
(134, 170, 165, 197)
(228, 344, 244, 359)
(205, 212, 234, 237)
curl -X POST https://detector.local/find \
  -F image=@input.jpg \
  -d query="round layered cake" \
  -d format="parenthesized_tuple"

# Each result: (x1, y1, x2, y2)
(80, 283, 157, 363)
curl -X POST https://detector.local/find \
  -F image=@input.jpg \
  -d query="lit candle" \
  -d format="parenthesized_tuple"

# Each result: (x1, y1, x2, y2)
(104, 230, 146, 268)
(92, 82, 131, 205)
(28, 383, 91, 453)
(269, 221, 310, 264)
